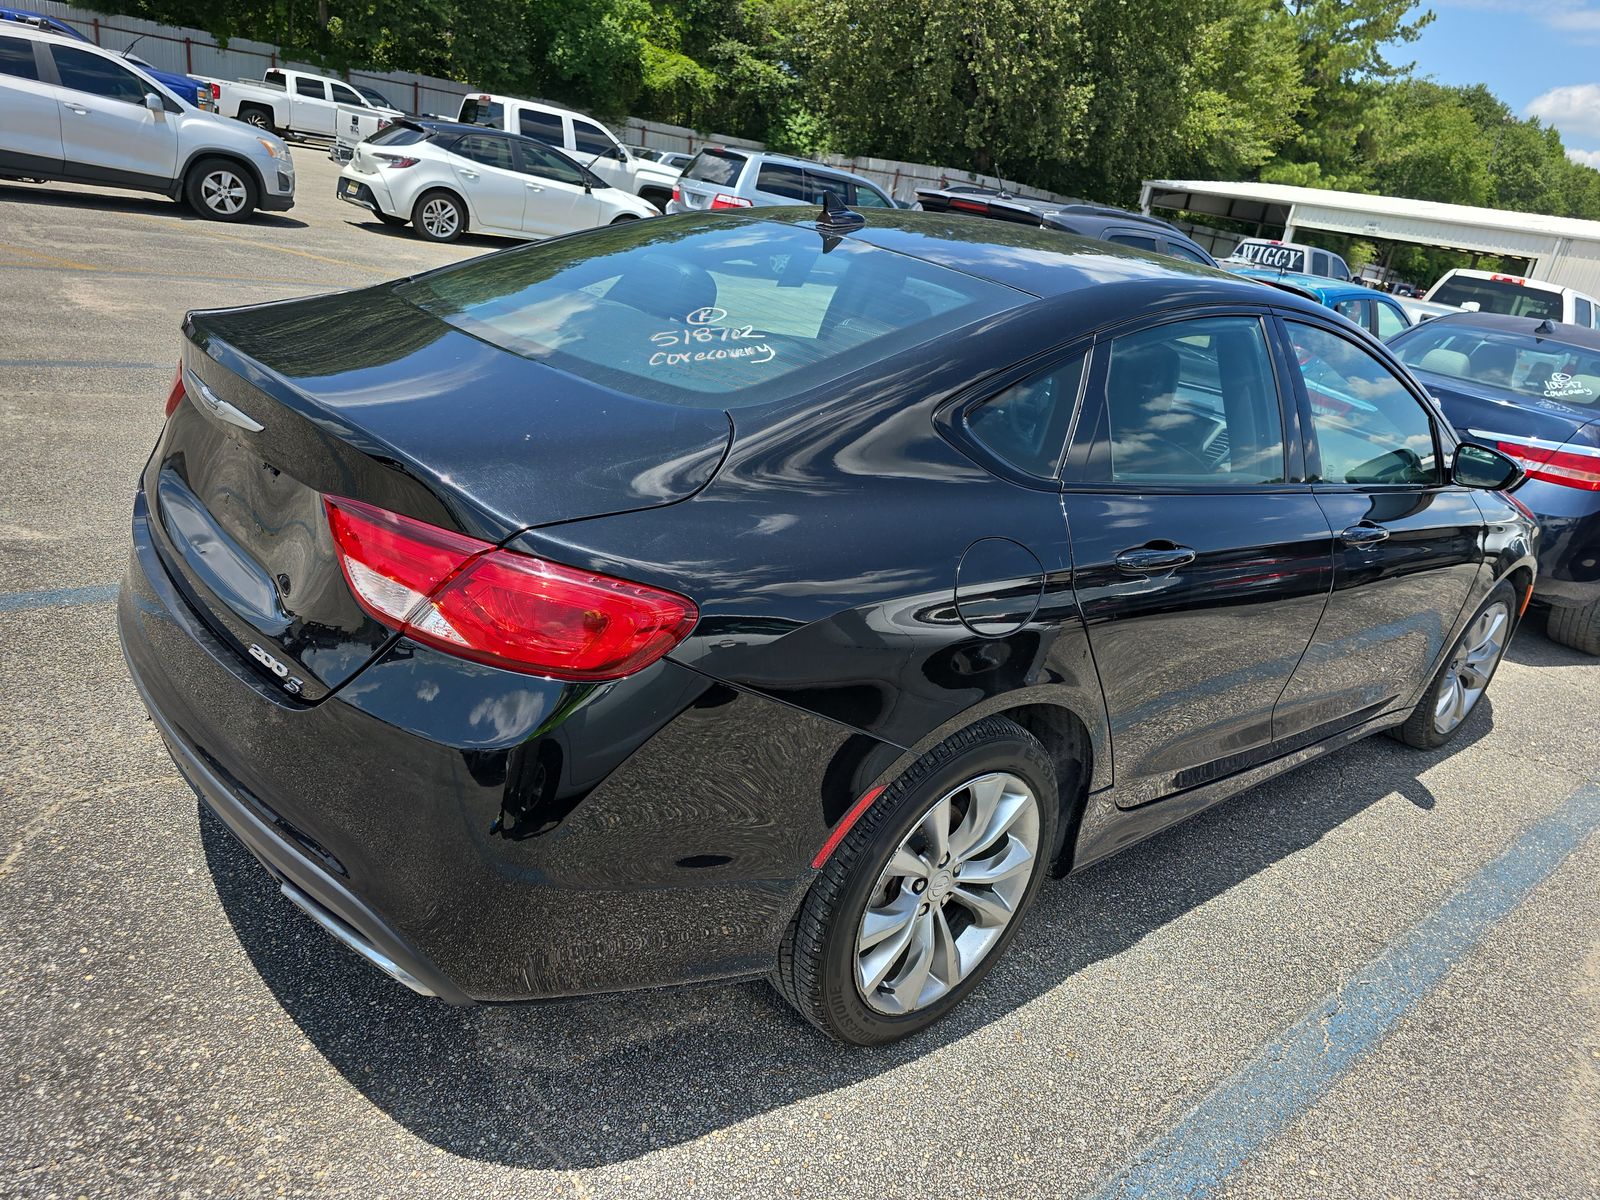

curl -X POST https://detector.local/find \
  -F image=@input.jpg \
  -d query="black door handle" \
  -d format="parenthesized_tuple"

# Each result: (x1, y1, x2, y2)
(1339, 523, 1390, 547)
(1115, 544, 1197, 574)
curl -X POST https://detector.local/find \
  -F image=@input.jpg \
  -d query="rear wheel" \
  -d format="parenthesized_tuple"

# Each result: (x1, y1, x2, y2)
(412, 190, 465, 242)
(1391, 582, 1515, 748)
(773, 717, 1058, 1044)
(1547, 596, 1600, 655)
(237, 105, 275, 135)
(184, 157, 258, 221)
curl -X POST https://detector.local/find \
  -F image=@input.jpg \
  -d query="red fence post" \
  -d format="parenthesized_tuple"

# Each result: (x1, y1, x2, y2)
(184, 36, 192, 73)
(91, 17, 99, 44)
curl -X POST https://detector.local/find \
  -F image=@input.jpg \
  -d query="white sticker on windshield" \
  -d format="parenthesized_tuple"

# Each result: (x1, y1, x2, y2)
(649, 307, 775, 368)
(1544, 371, 1592, 398)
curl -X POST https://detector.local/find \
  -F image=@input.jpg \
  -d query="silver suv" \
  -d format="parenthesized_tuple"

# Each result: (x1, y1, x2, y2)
(0, 24, 294, 220)
(666, 147, 894, 214)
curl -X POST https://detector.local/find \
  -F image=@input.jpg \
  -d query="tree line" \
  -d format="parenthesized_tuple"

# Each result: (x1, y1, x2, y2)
(104, 0, 1600, 276)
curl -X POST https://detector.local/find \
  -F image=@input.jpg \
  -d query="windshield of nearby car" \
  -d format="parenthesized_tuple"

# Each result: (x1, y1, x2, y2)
(1391, 321, 1600, 404)
(1429, 276, 1564, 321)
(395, 218, 1027, 408)
(683, 149, 746, 186)
(1230, 241, 1305, 271)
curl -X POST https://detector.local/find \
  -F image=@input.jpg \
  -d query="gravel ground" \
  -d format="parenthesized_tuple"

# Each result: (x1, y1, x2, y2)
(1, 151, 1597, 1200)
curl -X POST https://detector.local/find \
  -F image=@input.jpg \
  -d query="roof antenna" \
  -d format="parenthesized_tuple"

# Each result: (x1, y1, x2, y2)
(817, 190, 865, 233)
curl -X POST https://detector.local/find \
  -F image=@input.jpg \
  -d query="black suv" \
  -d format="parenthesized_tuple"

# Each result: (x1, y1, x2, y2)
(915, 185, 1217, 266)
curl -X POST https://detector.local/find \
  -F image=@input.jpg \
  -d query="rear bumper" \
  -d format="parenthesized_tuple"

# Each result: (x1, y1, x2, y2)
(119, 489, 863, 1001)
(1524, 500, 1600, 610)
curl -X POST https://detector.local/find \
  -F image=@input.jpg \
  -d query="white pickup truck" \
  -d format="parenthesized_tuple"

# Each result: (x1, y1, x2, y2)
(199, 68, 402, 139)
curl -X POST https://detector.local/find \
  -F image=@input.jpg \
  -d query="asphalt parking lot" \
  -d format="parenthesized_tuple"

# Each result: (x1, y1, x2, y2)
(2, 151, 1599, 1200)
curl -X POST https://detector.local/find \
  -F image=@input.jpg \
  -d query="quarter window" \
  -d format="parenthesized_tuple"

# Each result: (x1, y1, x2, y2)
(50, 45, 148, 103)
(1107, 233, 1161, 253)
(1288, 322, 1438, 486)
(756, 164, 807, 200)
(1089, 316, 1286, 486)
(967, 356, 1086, 478)
(851, 183, 893, 208)
(0, 35, 38, 79)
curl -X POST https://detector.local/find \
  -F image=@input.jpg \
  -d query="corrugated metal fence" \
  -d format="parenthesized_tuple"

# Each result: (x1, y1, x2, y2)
(28, 1, 1075, 204)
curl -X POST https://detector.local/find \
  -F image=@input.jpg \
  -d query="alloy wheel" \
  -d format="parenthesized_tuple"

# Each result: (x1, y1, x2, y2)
(242, 111, 268, 129)
(200, 170, 247, 216)
(1433, 600, 1510, 734)
(854, 771, 1041, 1015)
(422, 198, 459, 238)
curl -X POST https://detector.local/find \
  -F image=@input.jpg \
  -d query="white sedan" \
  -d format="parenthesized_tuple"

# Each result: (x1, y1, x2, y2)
(337, 119, 658, 243)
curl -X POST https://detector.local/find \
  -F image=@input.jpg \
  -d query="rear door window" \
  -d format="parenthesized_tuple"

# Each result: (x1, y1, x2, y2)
(294, 77, 326, 99)
(395, 220, 1026, 407)
(0, 35, 38, 79)
(452, 133, 516, 171)
(1374, 300, 1408, 339)
(1333, 298, 1369, 328)
(517, 109, 563, 144)
(50, 44, 148, 103)
(514, 139, 586, 187)
(683, 149, 746, 187)
(756, 163, 807, 200)
(1080, 316, 1287, 485)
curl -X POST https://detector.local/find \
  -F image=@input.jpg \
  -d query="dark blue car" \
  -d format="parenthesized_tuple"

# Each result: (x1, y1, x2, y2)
(0, 8, 208, 108)
(1389, 312, 1600, 652)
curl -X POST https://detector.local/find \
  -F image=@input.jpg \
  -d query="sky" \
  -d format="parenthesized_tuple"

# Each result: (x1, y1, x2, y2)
(1406, 1, 1600, 166)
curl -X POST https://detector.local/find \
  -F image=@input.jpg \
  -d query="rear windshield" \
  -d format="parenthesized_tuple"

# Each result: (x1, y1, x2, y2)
(1392, 322, 1600, 405)
(457, 97, 503, 127)
(394, 217, 1026, 408)
(369, 123, 428, 147)
(683, 149, 746, 186)
(1430, 276, 1563, 321)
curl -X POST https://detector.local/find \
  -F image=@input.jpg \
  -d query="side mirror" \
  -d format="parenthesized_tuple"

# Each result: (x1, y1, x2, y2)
(144, 92, 164, 113)
(1452, 441, 1524, 491)
(611, 145, 628, 162)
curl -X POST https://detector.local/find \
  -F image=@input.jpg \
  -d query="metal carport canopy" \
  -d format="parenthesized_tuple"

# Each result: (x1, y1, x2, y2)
(1140, 179, 1600, 292)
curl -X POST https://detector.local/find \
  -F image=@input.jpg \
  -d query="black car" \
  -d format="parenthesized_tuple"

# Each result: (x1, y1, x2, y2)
(121, 207, 1534, 1044)
(1389, 312, 1600, 652)
(914, 185, 1218, 265)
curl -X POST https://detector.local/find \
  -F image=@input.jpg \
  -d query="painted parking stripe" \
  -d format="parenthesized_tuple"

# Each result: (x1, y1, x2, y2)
(0, 584, 119, 613)
(1090, 781, 1600, 1200)
(0, 360, 165, 369)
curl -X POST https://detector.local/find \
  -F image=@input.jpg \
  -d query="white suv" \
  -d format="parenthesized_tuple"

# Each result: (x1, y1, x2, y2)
(0, 25, 293, 220)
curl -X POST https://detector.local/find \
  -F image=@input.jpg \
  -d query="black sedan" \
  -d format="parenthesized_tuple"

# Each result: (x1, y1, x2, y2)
(1388, 313, 1600, 653)
(120, 208, 1535, 1044)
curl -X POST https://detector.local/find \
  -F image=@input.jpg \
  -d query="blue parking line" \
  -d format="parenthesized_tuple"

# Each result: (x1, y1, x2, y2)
(1091, 781, 1600, 1200)
(0, 359, 165, 369)
(0, 584, 119, 613)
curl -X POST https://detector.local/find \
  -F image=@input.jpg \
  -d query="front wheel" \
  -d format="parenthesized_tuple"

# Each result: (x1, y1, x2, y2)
(772, 716, 1058, 1044)
(412, 190, 465, 242)
(1391, 581, 1515, 749)
(184, 158, 258, 221)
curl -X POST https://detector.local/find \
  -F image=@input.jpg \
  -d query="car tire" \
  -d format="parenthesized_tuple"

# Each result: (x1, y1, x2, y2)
(1390, 581, 1516, 749)
(237, 105, 276, 135)
(375, 212, 407, 227)
(772, 716, 1059, 1045)
(412, 190, 465, 242)
(1546, 597, 1600, 655)
(184, 158, 259, 222)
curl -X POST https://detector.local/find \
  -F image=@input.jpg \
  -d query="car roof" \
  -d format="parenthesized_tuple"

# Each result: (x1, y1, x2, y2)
(729, 149, 881, 188)
(1406, 310, 1600, 348)
(1434, 268, 1572, 294)
(0, 17, 83, 44)
(759, 209, 1320, 311)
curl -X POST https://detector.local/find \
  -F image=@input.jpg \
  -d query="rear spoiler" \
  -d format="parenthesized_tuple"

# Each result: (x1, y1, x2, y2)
(913, 188, 1047, 227)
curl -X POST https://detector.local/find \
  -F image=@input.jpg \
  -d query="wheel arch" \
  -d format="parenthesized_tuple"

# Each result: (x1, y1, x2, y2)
(174, 149, 266, 202)
(413, 185, 471, 232)
(637, 184, 672, 210)
(992, 701, 1094, 870)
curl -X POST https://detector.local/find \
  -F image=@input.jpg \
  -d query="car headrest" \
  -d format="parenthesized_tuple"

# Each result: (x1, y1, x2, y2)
(1417, 348, 1470, 376)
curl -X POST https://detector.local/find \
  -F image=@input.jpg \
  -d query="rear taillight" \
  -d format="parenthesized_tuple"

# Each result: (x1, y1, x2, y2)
(710, 193, 752, 210)
(164, 364, 185, 417)
(324, 496, 698, 680)
(671, 185, 681, 203)
(374, 153, 419, 168)
(1495, 440, 1600, 491)
(211, 82, 220, 99)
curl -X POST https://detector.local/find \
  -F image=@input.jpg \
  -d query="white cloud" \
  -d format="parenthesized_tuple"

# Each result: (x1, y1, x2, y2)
(1527, 83, 1600, 140)
(1567, 147, 1600, 168)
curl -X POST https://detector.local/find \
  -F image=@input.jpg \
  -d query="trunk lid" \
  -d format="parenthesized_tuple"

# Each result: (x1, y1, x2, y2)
(147, 286, 730, 701)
